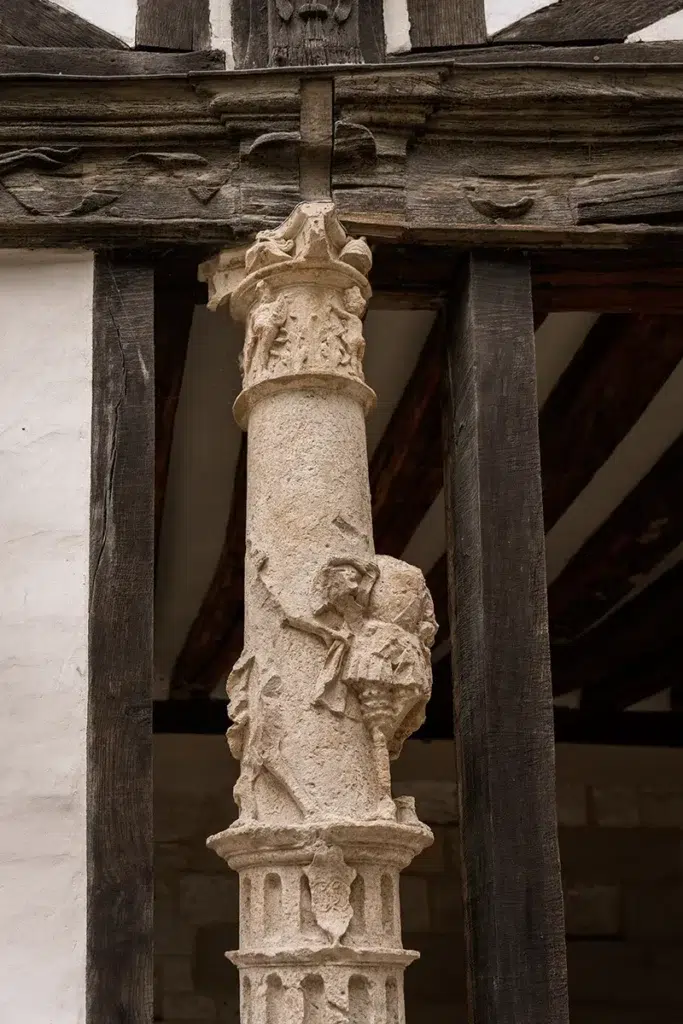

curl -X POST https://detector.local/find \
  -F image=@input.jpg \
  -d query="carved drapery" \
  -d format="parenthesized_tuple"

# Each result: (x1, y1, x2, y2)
(201, 203, 436, 1024)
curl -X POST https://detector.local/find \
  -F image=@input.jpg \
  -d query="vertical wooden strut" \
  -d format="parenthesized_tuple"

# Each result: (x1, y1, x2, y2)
(88, 257, 155, 1024)
(442, 254, 569, 1024)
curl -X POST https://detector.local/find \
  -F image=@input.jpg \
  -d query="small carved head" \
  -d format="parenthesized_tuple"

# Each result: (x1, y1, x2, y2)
(312, 556, 379, 616)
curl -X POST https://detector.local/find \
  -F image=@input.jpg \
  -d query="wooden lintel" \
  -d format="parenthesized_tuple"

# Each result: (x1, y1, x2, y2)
(0, 45, 224, 74)
(0, 65, 679, 246)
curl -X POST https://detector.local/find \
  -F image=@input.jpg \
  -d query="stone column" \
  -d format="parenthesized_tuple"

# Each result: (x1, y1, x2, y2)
(201, 203, 436, 1024)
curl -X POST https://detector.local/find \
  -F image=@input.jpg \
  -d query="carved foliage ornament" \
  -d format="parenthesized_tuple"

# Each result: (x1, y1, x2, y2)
(200, 204, 374, 402)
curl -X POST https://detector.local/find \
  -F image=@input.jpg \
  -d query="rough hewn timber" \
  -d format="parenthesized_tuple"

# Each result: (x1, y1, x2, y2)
(88, 257, 154, 1024)
(552, 562, 683, 699)
(154, 258, 198, 565)
(408, 0, 486, 49)
(494, 0, 683, 44)
(549, 430, 683, 642)
(443, 253, 569, 1024)
(540, 316, 683, 531)
(0, 0, 127, 48)
(136, 0, 211, 51)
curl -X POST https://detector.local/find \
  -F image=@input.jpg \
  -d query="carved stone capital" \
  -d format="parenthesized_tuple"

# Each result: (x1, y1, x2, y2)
(200, 202, 375, 426)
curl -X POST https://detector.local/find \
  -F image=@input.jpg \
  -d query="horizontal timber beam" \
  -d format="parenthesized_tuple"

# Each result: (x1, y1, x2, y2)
(552, 562, 683, 699)
(151, 699, 683, 748)
(0, 63, 681, 247)
(0, 47, 224, 75)
(540, 316, 683, 533)
(549, 430, 683, 642)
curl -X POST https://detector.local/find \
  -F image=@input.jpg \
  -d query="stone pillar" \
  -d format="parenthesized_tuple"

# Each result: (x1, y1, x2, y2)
(201, 203, 436, 1024)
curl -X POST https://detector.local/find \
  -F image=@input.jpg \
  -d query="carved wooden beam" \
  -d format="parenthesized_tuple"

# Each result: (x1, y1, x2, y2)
(549, 429, 683, 643)
(0, 64, 682, 246)
(493, 0, 683, 44)
(0, 0, 128, 47)
(552, 561, 683, 699)
(540, 315, 683, 532)
(170, 438, 247, 699)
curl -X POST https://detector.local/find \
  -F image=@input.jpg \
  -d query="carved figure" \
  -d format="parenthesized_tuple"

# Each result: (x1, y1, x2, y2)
(287, 554, 437, 819)
(227, 654, 319, 823)
(241, 280, 291, 382)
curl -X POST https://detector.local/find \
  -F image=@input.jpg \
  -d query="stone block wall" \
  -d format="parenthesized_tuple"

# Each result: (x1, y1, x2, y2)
(154, 737, 683, 1023)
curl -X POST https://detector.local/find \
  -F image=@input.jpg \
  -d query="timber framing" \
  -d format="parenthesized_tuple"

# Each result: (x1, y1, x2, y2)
(2, 58, 683, 247)
(151, 699, 683, 749)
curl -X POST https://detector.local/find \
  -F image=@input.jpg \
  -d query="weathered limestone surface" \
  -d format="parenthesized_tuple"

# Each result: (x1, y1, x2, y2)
(200, 204, 437, 1024)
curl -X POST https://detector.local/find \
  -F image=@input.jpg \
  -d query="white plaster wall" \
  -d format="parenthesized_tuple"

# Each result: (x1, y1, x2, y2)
(627, 11, 683, 42)
(0, 252, 93, 1024)
(383, 0, 412, 55)
(210, 0, 235, 66)
(486, 0, 557, 36)
(54, 0, 137, 44)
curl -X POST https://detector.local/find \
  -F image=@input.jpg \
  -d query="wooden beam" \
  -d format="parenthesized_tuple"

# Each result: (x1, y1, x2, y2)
(388, 41, 683, 64)
(370, 312, 445, 558)
(154, 258, 197, 566)
(540, 315, 683, 532)
(0, 45, 223, 73)
(443, 253, 569, 1024)
(370, 247, 683, 315)
(0, 0, 128, 47)
(136, 0, 211, 51)
(570, 168, 683, 225)
(494, 0, 683, 44)
(552, 561, 683, 699)
(88, 257, 154, 1023)
(549, 430, 683, 642)
(408, 0, 486, 49)
(152, 697, 683, 748)
(581, 644, 680, 712)
(170, 438, 247, 699)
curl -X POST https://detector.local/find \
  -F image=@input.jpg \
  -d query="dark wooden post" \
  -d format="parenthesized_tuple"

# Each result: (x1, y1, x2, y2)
(442, 253, 569, 1024)
(88, 256, 155, 1023)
